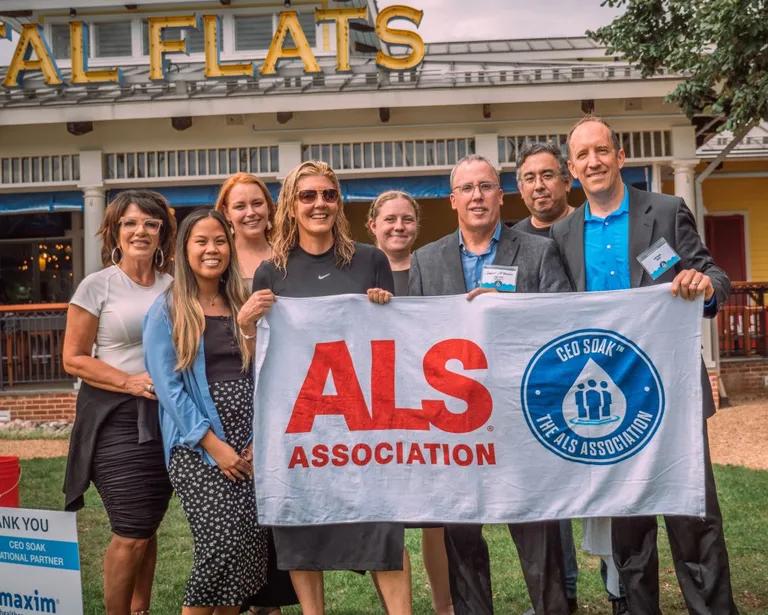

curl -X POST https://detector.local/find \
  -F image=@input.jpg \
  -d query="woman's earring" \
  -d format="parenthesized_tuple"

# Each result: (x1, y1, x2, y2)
(154, 248, 164, 269)
(266, 220, 273, 231)
(111, 247, 121, 266)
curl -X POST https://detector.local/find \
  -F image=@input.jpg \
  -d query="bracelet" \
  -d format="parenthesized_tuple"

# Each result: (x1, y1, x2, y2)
(239, 326, 257, 340)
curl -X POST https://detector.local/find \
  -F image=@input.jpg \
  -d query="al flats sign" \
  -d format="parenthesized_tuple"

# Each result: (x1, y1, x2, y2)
(0, 5, 425, 88)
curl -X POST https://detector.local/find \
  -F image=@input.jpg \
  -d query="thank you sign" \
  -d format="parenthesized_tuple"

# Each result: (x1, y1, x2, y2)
(0, 507, 83, 615)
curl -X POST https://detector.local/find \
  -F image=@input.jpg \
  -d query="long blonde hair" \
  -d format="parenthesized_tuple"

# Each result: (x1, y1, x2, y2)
(270, 160, 355, 273)
(169, 208, 251, 371)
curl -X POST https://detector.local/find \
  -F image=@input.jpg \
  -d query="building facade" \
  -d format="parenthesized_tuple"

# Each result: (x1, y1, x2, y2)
(2, 0, 746, 411)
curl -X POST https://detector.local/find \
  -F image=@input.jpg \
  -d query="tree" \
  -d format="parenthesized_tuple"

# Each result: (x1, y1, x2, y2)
(590, 0, 768, 134)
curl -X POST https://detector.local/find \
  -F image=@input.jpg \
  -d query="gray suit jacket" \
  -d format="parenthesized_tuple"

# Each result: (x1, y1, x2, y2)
(550, 185, 730, 416)
(409, 224, 572, 296)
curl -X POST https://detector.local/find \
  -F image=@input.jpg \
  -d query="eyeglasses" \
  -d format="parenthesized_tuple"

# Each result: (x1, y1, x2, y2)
(297, 189, 340, 204)
(118, 217, 163, 235)
(452, 181, 500, 195)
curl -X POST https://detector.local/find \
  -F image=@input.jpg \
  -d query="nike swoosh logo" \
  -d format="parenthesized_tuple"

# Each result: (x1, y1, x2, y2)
(318, 273, 331, 280)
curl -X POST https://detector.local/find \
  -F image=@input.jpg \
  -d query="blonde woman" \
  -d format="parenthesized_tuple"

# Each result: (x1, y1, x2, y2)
(144, 208, 268, 615)
(367, 191, 454, 615)
(241, 161, 411, 615)
(62, 190, 176, 615)
(215, 173, 297, 615)
(215, 173, 275, 288)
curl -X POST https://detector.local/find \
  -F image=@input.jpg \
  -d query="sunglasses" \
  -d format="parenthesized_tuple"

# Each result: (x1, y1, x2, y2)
(118, 217, 163, 234)
(297, 189, 340, 204)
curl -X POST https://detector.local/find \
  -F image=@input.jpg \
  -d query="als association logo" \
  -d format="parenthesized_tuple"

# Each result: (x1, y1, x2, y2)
(521, 329, 664, 465)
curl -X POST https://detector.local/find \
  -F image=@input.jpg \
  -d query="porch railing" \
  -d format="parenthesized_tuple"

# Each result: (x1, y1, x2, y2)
(0, 303, 74, 390)
(717, 282, 768, 358)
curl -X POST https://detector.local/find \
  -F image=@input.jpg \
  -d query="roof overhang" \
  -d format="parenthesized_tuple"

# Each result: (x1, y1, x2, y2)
(0, 75, 682, 126)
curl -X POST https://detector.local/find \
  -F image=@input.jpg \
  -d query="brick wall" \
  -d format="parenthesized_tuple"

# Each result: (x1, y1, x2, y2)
(707, 370, 720, 409)
(0, 391, 76, 421)
(720, 359, 768, 398)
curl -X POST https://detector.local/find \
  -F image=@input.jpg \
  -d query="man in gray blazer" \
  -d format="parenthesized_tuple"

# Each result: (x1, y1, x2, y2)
(409, 154, 573, 615)
(551, 115, 737, 615)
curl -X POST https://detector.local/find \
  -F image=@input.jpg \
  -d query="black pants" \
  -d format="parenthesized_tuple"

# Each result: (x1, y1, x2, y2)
(611, 422, 738, 615)
(444, 521, 570, 615)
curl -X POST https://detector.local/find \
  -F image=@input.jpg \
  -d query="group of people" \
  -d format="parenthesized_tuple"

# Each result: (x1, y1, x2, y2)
(61, 114, 738, 615)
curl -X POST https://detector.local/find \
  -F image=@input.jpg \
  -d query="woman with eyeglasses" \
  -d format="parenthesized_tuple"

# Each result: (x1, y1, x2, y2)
(241, 161, 412, 615)
(366, 191, 454, 615)
(144, 208, 270, 615)
(62, 190, 176, 615)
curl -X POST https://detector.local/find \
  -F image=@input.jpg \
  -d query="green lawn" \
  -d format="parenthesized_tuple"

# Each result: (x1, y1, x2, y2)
(19, 457, 768, 614)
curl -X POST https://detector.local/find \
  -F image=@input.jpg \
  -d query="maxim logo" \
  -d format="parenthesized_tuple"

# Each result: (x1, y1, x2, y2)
(0, 589, 57, 613)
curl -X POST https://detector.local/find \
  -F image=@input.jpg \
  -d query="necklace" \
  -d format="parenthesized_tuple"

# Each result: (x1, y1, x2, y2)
(201, 293, 219, 307)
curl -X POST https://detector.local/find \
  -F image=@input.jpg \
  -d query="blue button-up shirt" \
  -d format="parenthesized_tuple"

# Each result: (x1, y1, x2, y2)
(459, 221, 502, 292)
(584, 185, 630, 291)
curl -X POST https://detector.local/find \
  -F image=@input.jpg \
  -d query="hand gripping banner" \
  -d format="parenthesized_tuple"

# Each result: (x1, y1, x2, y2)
(252, 285, 705, 525)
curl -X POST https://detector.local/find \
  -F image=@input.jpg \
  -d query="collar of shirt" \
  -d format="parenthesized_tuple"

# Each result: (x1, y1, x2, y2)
(458, 221, 502, 292)
(584, 184, 631, 291)
(584, 183, 630, 222)
(458, 220, 502, 252)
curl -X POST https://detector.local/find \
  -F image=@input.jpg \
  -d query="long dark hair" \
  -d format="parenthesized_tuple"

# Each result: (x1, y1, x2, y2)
(168, 208, 250, 371)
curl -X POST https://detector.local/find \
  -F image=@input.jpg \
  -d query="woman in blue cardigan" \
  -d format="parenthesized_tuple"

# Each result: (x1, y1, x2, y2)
(144, 208, 269, 615)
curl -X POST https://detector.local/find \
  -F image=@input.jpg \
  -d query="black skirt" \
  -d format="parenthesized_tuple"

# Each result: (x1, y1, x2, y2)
(65, 383, 171, 538)
(273, 522, 405, 571)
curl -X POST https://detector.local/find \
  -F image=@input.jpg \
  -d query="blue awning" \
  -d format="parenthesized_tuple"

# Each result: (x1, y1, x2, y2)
(342, 167, 650, 202)
(341, 175, 453, 202)
(0, 191, 83, 215)
(0, 165, 653, 216)
(109, 184, 282, 208)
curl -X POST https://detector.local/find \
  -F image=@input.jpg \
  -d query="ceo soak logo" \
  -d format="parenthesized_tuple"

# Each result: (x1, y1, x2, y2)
(521, 329, 664, 464)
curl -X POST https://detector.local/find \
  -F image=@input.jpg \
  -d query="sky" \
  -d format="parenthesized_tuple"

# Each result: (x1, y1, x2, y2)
(0, 1, 623, 64)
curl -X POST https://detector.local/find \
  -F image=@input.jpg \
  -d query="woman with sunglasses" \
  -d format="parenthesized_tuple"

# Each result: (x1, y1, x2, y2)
(62, 190, 176, 615)
(367, 191, 454, 615)
(144, 208, 269, 615)
(241, 161, 411, 615)
(214, 174, 298, 615)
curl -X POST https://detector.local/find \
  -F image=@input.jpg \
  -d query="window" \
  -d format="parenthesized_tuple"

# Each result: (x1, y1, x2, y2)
(142, 21, 204, 55)
(0, 238, 74, 304)
(234, 12, 316, 51)
(297, 12, 316, 47)
(94, 21, 132, 57)
(51, 24, 70, 60)
(234, 15, 274, 51)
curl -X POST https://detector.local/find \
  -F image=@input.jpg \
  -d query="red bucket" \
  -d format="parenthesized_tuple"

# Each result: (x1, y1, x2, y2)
(0, 456, 21, 507)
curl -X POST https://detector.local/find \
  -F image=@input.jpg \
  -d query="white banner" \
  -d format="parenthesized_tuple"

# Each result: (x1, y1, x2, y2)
(252, 285, 705, 525)
(0, 507, 83, 615)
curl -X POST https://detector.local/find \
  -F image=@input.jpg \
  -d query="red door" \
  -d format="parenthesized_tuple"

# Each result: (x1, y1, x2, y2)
(705, 214, 747, 281)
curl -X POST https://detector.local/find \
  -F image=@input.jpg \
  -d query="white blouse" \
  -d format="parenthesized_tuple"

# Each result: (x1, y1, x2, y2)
(70, 265, 172, 375)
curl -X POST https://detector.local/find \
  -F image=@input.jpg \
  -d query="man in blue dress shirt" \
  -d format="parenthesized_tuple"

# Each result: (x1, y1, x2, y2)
(410, 154, 572, 615)
(551, 115, 738, 615)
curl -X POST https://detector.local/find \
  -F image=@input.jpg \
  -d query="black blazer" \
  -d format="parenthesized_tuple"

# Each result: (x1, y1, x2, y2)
(550, 186, 730, 417)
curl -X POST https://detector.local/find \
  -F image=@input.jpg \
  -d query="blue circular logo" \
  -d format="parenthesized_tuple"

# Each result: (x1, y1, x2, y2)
(521, 329, 664, 465)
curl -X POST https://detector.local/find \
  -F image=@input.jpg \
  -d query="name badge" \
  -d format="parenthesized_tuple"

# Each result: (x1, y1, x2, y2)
(480, 265, 518, 292)
(637, 238, 681, 280)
